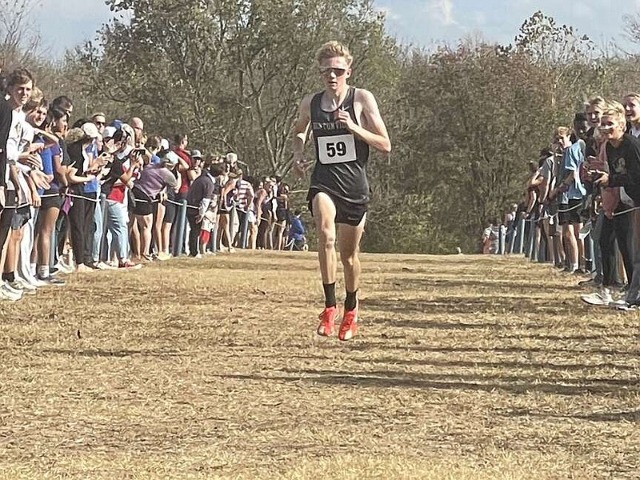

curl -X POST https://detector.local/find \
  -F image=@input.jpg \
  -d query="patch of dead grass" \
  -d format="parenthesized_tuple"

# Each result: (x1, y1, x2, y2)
(0, 252, 638, 478)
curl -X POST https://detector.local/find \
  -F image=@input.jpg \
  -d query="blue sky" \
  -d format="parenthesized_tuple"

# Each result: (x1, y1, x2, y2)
(33, 0, 640, 57)
(375, 0, 640, 53)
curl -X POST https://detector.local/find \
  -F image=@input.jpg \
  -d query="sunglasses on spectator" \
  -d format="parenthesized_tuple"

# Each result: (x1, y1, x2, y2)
(319, 67, 348, 77)
(95, 121, 105, 126)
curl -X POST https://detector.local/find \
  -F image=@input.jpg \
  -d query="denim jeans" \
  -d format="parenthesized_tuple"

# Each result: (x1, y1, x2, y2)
(92, 195, 105, 263)
(105, 199, 129, 261)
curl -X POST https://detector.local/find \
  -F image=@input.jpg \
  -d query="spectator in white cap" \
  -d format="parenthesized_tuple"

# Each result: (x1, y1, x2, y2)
(101, 126, 142, 269)
(191, 149, 203, 180)
(157, 150, 181, 260)
(132, 137, 178, 261)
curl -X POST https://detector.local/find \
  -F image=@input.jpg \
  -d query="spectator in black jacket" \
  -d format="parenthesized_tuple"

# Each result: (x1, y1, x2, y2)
(186, 160, 221, 257)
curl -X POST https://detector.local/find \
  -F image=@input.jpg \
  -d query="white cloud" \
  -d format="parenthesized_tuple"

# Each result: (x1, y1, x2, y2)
(427, 0, 457, 26)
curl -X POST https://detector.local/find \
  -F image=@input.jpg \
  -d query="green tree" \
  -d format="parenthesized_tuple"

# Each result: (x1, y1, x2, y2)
(73, 0, 396, 177)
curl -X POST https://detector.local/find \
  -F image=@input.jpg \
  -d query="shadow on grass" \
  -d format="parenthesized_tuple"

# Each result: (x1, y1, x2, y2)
(348, 356, 640, 372)
(498, 408, 640, 423)
(41, 348, 186, 358)
(210, 367, 640, 397)
(361, 296, 579, 316)
(498, 332, 640, 341)
(383, 274, 584, 296)
(346, 342, 640, 358)
(383, 276, 576, 292)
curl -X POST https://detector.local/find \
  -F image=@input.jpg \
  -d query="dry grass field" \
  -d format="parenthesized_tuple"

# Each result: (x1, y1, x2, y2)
(0, 251, 639, 479)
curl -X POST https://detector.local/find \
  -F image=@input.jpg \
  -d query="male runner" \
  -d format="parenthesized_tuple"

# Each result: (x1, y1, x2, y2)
(292, 41, 391, 341)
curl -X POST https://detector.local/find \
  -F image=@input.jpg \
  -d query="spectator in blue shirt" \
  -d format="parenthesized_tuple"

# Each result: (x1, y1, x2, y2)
(288, 210, 307, 251)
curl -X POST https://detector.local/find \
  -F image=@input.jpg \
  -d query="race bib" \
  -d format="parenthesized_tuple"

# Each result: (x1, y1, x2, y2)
(317, 134, 357, 164)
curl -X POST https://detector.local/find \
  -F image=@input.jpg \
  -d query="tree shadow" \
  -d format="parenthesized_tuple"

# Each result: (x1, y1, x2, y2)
(383, 276, 577, 292)
(499, 332, 640, 341)
(345, 342, 640, 358)
(362, 296, 586, 316)
(41, 348, 186, 358)
(348, 356, 640, 372)
(498, 407, 640, 423)
(209, 367, 640, 397)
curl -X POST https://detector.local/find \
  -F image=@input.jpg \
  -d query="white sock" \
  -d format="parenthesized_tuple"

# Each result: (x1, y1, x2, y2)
(38, 265, 49, 279)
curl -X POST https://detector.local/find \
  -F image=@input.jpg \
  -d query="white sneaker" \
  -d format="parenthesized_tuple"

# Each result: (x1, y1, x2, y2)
(3, 281, 22, 296)
(581, 288, 613, 306)
(16, 277, 38, 291)
(9, 279, 36, 295)
(610, 298, 629, 308)
(0, 284, 21, 301)
(55, 261, 74, 274)
(30, 277, 49, 288)
(96, 261, 117, 270)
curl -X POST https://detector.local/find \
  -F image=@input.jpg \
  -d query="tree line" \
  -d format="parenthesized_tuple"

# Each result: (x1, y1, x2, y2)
(4, 1, 640, 253)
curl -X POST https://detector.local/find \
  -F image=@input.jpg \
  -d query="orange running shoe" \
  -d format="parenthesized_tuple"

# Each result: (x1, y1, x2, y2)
(338, 307, 358, 341)
(317, 306, 338, 336)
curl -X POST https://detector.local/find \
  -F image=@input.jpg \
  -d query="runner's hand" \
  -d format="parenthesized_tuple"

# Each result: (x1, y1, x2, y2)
(336, 109, 356, 131)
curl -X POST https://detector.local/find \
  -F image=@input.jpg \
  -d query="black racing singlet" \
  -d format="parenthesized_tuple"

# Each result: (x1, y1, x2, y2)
(309, 87, 370, 204)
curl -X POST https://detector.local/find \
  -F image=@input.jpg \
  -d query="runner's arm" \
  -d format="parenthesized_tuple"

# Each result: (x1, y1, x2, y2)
(353, 89, 391, 153)
(292, 95, 313, 171)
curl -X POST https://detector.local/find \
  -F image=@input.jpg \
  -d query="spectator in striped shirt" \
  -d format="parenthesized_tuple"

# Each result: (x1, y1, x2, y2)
(234, 171, 254, 249)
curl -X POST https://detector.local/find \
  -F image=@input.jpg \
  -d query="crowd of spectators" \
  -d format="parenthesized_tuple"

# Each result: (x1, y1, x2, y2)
(490, 94, 640, 311)
(0, 68, 307, 302)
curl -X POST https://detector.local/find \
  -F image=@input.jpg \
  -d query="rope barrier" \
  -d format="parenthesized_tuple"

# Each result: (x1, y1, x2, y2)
(65, 193, 101, 204)
(612, 205, 640, 217)
(556, 202, 583, 213)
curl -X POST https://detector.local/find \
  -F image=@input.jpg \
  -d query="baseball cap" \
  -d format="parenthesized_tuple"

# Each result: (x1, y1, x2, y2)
(81, 122, 100, 139)
(160, 138, 170, 151)
(192, 149, 203, 159)
(164, 151, 180, 165)
(103, 126, 117, 139)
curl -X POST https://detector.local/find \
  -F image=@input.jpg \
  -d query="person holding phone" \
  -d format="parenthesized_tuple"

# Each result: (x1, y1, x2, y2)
(101, 127, 142, 269)
(292, 41, 391, 341)
(582, 101, 640, 306)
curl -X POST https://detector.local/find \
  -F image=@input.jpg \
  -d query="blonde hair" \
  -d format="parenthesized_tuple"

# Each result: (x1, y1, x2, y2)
(624, 92, 640, 104)
(29, 86, 43, 104)
(315, 41, 353, 66)
(602, 100, 626, 123)
(554, 126, 571, 138)
(587, 96, 606, 109)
